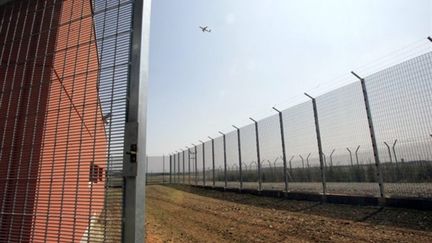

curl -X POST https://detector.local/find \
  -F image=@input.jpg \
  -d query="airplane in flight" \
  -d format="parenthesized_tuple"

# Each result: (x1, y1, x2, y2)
(199, 26, 211, 32)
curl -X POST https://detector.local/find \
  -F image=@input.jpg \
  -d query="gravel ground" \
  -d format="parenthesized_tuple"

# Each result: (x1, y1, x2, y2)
(145, 185, 432, 243)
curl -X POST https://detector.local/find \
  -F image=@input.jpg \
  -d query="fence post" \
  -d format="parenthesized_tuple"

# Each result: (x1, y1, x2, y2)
(200, 140, 206, 186)
(193, 144, 198, 185)
(304, 93, 326, 198)
(169, 154, 172, 183)
(250, 117, 262, 191)
(209, 136, 215, 187)
(177, 152, 181, 183)
(187, 147, 191, 184)
(163, 155, 165, 183)
(219, 131, 228, 188)
(233, 125, 243, 190)
(351, 71, 385, 199)
(273, 107, 288, 192)
(182, 150, 185, 183)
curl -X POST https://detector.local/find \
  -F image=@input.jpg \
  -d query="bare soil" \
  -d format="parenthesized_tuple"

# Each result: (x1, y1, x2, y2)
(145, 185, 432, 243)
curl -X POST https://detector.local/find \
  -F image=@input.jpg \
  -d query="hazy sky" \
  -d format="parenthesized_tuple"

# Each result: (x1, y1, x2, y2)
(147, 0, 432, 155)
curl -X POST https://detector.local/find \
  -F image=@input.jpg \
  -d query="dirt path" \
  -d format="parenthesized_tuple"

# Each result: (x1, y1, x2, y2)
(145, 185, 432, 243)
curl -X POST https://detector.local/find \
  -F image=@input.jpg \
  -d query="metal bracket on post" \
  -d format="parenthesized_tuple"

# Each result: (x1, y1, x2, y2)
(250, 117, 262, 191)
(200, 140, 206, 186)
(428, 36, 432, 42)
(208, 136, 215, 187)
(304, 93, 326, 199)
(219, 131, 228, 189)
(233, 125, 243, 190)
(351, 71, 385, 200)
(273, 107, 288, 192)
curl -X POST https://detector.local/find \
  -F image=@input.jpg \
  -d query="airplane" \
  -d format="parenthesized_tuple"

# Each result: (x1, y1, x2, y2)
(199, 26, 211, 32)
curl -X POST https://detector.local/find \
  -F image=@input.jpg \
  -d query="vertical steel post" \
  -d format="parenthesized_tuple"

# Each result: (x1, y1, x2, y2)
(250, 118, 262, 191)
(173, 153, 176, 183)
(304, 93, 326, 196)
(346, 148, 353, 167)
(392, 139, 398, 163)
(199, 140, 206, 186)
(194, 144, 198, 185)
(122, 0, 152, 241)
(355, 146, 361, 167)
(169, 155, 172, 183)
(177, 152, 181, 183)
(351, 71, 385, 198)
(183, 150, 185, 183)
(233, 126, 243, 190)
(219, 131, 228, 188)
(209, 136, 215, 187)
(273, 107, 288, 192)
(162, 155, 165, 183)
(187, 147, 191, 184)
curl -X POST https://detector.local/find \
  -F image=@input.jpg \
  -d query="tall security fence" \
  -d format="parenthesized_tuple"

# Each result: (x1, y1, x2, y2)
(154, 45, 432, 201)
(0, 0, 149, 242)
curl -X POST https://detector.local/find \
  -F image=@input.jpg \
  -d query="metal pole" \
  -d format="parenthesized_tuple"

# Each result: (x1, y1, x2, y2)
(289, 155, 294, 173)
(161, 155, 164, 184)
(351, 71, 385, 198)
(187, 147, 191, 184)
(273, 107, 288, 192)
(200, 140, 206, 186)
(329, 149, 335, 168)
(193, 144, 198, 185)
(122, 0, 152, 240)
(183, 150, 185, 183)
(209, 136, 215, 187)
(177, 152, 181, 183)
(346, 148, 353, 167)
(169, 154, 172, 183)
(384, 142, 393, 163)
(355, 146, 361, 167)
(250, 117, 262, 191)
(304, 93, 326, 196)
(219, 131, 228, 188)
(392, 139, 398, 163)
(233, 125, 243, 190)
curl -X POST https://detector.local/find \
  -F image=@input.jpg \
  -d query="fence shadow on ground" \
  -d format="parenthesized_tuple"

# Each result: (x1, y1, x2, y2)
(165, 184, 432, 232)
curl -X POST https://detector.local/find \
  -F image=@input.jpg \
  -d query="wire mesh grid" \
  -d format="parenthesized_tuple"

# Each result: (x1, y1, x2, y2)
(316, 81, 378, 196)
(365, 51, 432, 198)
(0, 0, 135, 241)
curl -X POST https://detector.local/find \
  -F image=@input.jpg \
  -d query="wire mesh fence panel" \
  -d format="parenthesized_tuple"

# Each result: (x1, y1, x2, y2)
(204, 140, 213, 185)
(316, 81, 378, 196)
(213, 136, 224, 187)
(258, 114, 283, 190)
(0, 0, 140, 241)
(226, 130, 240, 188)
(239, 124, 259, 190)
(281, 101, 322, 193)
(147, 156, 164, 184)
(365, 51, 432, 199)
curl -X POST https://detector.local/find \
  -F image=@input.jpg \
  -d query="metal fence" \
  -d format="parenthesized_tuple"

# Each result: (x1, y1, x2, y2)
(0, 0, 149, 242)
(148, 45, 432, 201)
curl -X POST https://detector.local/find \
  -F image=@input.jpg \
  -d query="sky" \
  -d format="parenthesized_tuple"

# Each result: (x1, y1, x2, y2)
(147, 0, 432, 155)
